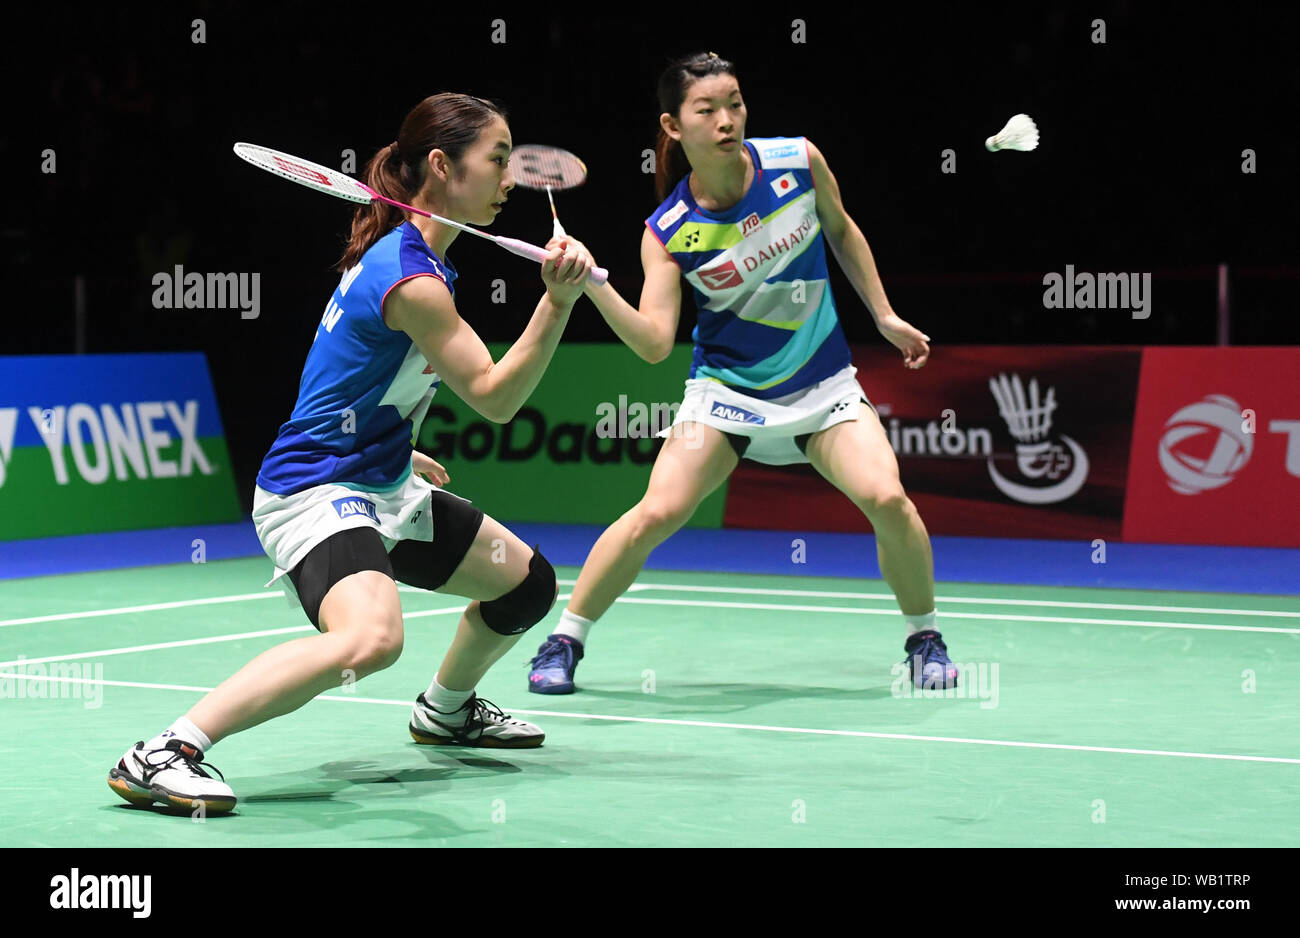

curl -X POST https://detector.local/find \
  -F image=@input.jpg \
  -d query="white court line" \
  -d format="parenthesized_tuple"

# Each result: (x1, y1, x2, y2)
(0, 593, 280, 628)
(5, 579, 1295, 631)
(624, 584, 1300, 619)
(612, 598, 1300, 634)
(0, 582, 580, 628)
(2, 594, 1296, 669)
(0, 627, 314, 669)
(4, 672, 1297, 767)
(0, 594, 578, 669)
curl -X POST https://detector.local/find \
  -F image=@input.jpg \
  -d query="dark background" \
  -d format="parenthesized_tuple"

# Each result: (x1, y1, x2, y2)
(4, 1, 1298, 500)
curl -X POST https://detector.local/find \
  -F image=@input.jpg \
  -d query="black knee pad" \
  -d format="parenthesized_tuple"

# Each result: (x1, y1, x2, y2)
(478, 546, 557, 636)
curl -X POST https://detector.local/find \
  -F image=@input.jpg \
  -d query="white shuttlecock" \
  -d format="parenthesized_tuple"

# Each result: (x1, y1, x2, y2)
(985, 113, 1039, 152)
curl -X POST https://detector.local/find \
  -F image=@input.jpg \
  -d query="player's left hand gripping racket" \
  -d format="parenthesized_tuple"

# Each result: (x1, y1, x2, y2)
(508, 144, 589, 240)
(233, 142, 608, 285)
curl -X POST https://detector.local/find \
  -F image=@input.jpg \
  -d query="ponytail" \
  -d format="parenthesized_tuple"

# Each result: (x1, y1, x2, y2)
(654, 129, 691, 202)
(338, 143, 408, 271)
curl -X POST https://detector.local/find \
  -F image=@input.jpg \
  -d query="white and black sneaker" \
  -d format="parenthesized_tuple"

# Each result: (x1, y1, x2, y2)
(108, 739, 237, 813)
(409, 693, 545, 748)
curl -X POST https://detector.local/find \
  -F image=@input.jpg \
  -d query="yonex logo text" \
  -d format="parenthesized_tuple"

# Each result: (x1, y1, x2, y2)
(0, 401, 215, 490)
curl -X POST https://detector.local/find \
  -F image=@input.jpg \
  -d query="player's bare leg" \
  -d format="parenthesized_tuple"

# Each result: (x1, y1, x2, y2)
(527, 423, 737, 693)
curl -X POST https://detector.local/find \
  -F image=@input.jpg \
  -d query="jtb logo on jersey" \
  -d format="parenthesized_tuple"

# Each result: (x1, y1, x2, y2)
(332, 496, 379, 523)
(739, 213, 763, 237)
(709, 401, 766, 426)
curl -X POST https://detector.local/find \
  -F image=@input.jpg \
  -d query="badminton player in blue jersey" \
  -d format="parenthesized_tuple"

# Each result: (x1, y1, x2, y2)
(528, 53, 958, 696)
(109, 93, 593, 814)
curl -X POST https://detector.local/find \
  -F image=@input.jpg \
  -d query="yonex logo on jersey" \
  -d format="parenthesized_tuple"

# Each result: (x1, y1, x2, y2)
(697, 260, 744, 291)
(332, 496, 379, 523)
(739, 213, 763, 237)
(770, 172, 797, 198)
(709, 401, 766, 426)
(761, 144, 801, 161)
(657, 199, 689, 231)
(683, 230, 701, 249)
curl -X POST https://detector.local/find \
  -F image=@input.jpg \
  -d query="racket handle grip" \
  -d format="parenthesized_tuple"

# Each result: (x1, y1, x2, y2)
(495, 237, 609, 287)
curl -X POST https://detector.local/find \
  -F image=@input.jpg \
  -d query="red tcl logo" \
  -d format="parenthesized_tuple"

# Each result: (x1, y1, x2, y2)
(698, 260, 744, 290)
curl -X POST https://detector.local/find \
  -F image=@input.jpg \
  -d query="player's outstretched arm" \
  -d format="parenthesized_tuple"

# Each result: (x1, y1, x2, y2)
(808, 139, 931, 369)
(579, 226, 683, 364)
(386, 244, 592, 423)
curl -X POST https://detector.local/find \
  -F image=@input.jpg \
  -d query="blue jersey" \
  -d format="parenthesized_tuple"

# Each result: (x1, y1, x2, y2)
(645, 136, 851, 400)
(256, 221, 456, 495)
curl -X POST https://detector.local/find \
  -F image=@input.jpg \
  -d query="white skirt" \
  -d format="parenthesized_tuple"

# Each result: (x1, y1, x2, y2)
(657, 364, 874, 465)
(251, 470, 466, 609)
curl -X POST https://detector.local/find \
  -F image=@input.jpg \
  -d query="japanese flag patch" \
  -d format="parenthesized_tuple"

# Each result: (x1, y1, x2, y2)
(769, 171, 797, 198)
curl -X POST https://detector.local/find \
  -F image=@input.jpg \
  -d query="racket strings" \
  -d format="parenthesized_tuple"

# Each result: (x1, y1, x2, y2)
(233, 143, 373, 204)
(509, 145, 588, 190)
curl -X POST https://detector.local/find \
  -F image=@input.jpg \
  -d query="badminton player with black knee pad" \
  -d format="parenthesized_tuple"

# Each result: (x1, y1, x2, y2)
(527, 53, 957, 696)
(108, 93, 593, 814)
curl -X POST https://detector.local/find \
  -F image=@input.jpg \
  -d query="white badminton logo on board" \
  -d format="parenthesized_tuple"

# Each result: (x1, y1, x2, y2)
(1158, 395, 1252, 494)
(49, 869, 151, 918)
(987, 373, 1089, 504)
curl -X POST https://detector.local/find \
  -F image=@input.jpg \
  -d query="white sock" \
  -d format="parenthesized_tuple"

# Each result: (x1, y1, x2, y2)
(425, 676, 474, 724)
(147, 716, 212, 753)
(553, 609, 594, 646)
(904, 611, 937, 636)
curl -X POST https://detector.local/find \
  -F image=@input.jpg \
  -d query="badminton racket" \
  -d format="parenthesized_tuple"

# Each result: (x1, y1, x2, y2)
(509, 144, 589, 239)
(232, 142, 607, 285)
